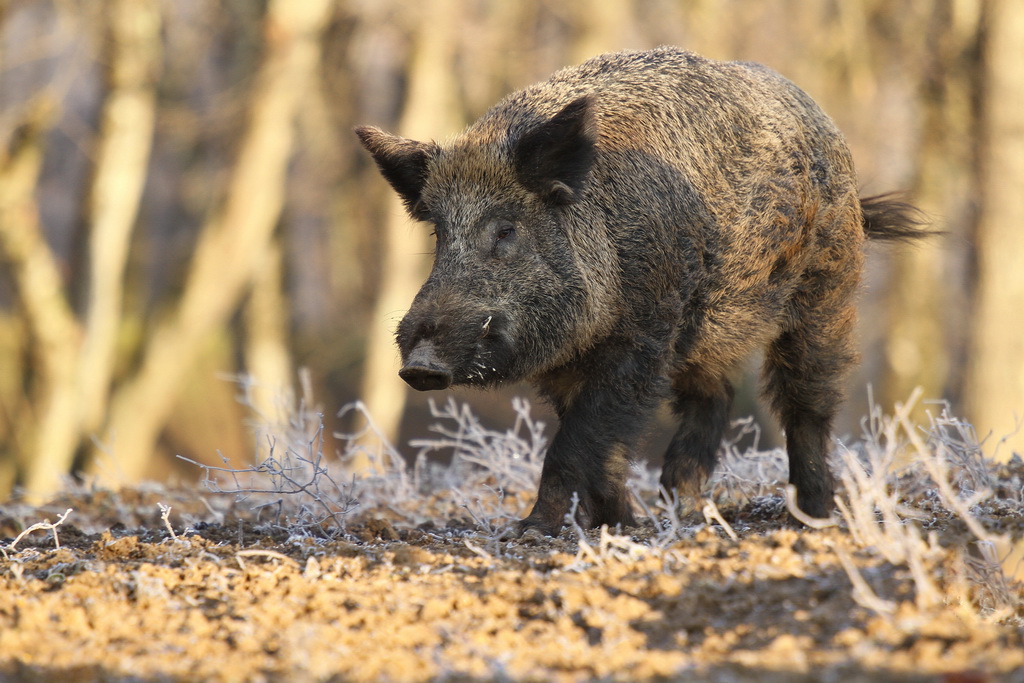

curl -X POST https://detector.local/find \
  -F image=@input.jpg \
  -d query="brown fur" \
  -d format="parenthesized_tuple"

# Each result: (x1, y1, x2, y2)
(356, 47, 927, 534)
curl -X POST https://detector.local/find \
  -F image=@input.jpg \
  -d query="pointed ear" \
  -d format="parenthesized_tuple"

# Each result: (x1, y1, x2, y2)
(355, 126, 439, 219)
(514, 95, 598, 204)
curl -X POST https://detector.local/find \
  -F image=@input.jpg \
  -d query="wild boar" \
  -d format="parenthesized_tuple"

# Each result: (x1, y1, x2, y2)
(355, 47, 924, 535)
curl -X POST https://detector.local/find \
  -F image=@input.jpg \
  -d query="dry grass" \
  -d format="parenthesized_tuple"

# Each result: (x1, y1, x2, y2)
(3, 382, 1023, 681)
(171, 379, 1024, 630)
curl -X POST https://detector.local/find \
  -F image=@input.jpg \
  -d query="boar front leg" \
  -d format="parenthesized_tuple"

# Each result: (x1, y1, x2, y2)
(523, 340, 669, 535)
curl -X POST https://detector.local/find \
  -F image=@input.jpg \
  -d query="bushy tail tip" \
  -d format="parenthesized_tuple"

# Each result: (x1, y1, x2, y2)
(860, 193, 933, 242)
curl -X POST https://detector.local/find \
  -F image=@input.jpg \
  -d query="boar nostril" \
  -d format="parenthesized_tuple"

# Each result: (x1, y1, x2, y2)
(400, 341, 453, 391)
(399, 366, 452, 391)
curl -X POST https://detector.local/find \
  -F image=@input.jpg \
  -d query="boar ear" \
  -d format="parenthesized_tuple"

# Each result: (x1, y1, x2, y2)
(355, 126, 439, 219)
(514, 95, 597, 204)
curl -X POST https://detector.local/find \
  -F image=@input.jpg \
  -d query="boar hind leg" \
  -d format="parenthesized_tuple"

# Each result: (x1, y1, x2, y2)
(763, 271, 859, 520)
(659, 370, 733, 503)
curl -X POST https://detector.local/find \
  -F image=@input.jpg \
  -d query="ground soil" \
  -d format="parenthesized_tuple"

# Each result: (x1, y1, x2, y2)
(1, 481, 1022, 682)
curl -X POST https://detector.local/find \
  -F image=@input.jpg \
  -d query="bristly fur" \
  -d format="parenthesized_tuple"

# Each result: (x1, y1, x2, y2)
(356, 47, 930, 536)
(513, 95, 598, 204)
(861, 192, 933, 242)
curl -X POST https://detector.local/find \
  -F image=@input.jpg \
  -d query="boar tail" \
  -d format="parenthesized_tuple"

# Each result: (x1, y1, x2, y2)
(860, 193, 934, 242)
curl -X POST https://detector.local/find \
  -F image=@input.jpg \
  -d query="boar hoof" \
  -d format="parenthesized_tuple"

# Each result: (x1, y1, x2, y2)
(518, 527, 550, 544)
(516, 516, 562, 538)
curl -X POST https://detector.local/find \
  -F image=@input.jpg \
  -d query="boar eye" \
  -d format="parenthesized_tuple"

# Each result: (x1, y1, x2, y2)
(489, 220, 517, 257)
(495, 223, 515, 242)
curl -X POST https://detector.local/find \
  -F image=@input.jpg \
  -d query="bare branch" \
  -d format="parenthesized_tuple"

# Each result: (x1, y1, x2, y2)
(8, 508, 74, 551)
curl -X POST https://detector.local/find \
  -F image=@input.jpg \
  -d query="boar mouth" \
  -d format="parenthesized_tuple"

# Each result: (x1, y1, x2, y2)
(397, 313, 515, 391)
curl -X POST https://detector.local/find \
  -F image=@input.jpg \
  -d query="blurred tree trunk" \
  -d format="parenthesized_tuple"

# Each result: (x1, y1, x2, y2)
(0, 0, 162, 498)
(881, 165, 947, 420)
(881, 2, 981, 419)
(357, 0, 463, 464)
(76, 0, 161, 439)
(0, 1, 161, 499)
(0, 99, 81, 498)
(0, 312, 26, 493)
(965, 0, 1024, 460)
(244, 239, 294, 425)
(91, 0, 332, 486)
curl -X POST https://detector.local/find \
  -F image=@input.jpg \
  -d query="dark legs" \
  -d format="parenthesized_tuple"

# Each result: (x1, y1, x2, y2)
(521, 336, 671, 535)
(762, 284, 859, 519)
(530, 363, 735, 531)
(661, 273, 857, 519)
(659, 369, 734, 500)
(522, 410, 639, 534)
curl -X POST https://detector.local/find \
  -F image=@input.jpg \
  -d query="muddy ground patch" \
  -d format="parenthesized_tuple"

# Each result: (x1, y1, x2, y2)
(1, 484, 1022, 682)
(2, 402, 1023, 681)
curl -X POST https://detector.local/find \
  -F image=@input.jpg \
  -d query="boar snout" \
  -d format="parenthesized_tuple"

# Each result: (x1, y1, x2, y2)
(399, 341, 453, 391)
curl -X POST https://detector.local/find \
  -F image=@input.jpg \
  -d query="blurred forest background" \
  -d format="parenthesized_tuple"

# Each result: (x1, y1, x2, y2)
(1, 0, 1022, 501)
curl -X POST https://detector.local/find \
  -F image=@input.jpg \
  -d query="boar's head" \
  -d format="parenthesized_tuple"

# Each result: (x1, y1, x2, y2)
(356, 96, 603, 391)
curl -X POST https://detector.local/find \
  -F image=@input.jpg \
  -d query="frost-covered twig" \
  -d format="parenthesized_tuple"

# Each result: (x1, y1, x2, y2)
(783, 484, 836, 529)
(702, 497, 739, 541)
(180, 379, 359, 534)
(709, 417, 788, 503)
(158, 503, 177, 540)
(412, 397, 547, 527)
(8, 508, 73, 551)
(836, 546, 897, 615)
(235, 548, 300, 570)
(832, 388, 1018, 615)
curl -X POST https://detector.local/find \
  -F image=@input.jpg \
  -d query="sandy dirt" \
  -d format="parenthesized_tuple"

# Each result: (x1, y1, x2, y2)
(1, 478, 1022, 683)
